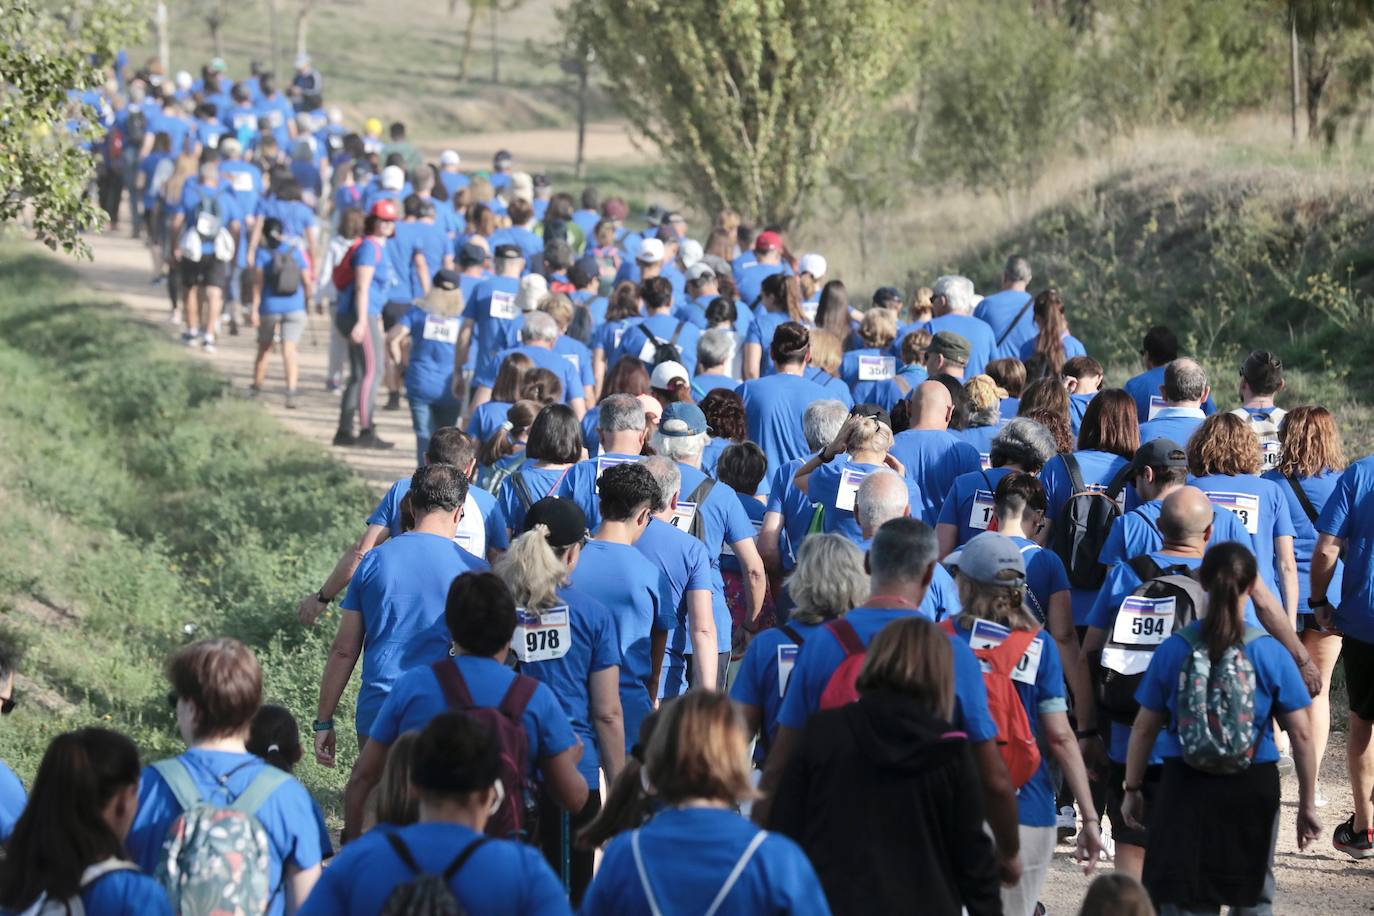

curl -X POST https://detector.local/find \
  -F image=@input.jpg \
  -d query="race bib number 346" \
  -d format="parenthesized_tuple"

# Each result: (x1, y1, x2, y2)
(512, 606, 571, 663)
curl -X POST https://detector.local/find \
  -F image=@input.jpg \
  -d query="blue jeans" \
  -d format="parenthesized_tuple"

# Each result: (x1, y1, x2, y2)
(409, 396, 461, 465)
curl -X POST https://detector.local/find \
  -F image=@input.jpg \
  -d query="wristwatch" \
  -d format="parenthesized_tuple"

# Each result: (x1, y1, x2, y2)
(1309, 596, 1331, 610)
(316, 590, 332, 605)
(312, 719, 334, 732)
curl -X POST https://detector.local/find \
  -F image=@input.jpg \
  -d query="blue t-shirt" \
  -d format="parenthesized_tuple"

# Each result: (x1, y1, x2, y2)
(476, 345, 582, 407)
(616, 314, 702, 375)
(950, 621, 1066, 826)
(16, 868, 175, 916)
(552, 452, 642, 530)
(582, 807, 828, 916)
(220, 160, 263, 225)
(765, 456, 825, 572)
(802, 367, 855, 407)
(126, 750, 327, 916)
(467, 400, 514, 446)
(407, 221, 452, 301)
(1018, 333, 1087, 365)
(897, 314, 997, 377)
(489, 225, 544, 264)
(735, 263, 788, 310)
(255, 93, 295, 148)
(1315, 456, 1374, 642)
(744, 310, 795, 377)
(299, 822, 569, 916)
(776, 606, 996, 741)
(552, 336, 595, 395)
(694, 374, 741, 403)
(178, 179, 237, 257)
(341, 532, 491, 736)
(1262, 469, 1343, 616)
(1008, 537, 1072, 625)
(370, 656, 577, 768)
(807, 458, 922, 545)
(1190, 473, 1295, 601)
(366, 476, 510, 556)
(1136, 623, 1311, 764)
(462, 275, 524, 379)
(400, 306, 462, 404)
(738, 374, 838, 479)
(731, 621, 826, 761)
(974, 290, 1035, 361)
(1122, 367, 1219, 423)
(636, 519, 715, 698)
(1098, 499, 1253, 570)
(700, 435, 733, 477)
(935, 467, 1016, 548)
(256, 197, 316, 243)
(956, 424, 1001, 466)
(1068, 391, 1096, 435)
(337, 238, 394, 319)
(0, 761, 25, 841)
(1041, 450, 1134, 625)
(569, 539, 677, 744)
(721, 489, 766, 574)
(920, 562, 963, 622)
(1138, 407, 1206, 449)
(221, 104, 260, 145)
(678, 463, 760, 653)
(889, 428, 984, 524)
(496, 464, 574, 535)
(254, 245, 309, 315)
(149, 111, 191, 154)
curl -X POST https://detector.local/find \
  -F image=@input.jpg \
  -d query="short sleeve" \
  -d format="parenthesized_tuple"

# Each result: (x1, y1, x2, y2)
(367, 679, 410, 746)
(590, 607, 620, 673)
(652, 570, 678, 632)
(686, 543, 714, 593)
(484, 499, 510, 550)
(1034, 635, 1065, 706)
(729, 635, 770, 708)
(1258, 639, 1314, 714)
(269, 780, 328, 871)
(1316, 466, 1354, 538)
(1040, 550, 1072, 596)
(765, 465, 789, 514)
(531, 682, 578, 759)
(1098, 515, 1128, 566)
(936, 479, 963, 526)
(338, 551, 375, 613)
(723, 489, 756, 546)
(1271, 485, 1296, 539)
(745, 318, 763, 346)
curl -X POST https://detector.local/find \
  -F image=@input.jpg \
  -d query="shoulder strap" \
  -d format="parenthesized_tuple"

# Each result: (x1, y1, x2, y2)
(1130, 507, 1162, 538)
(779, 624, 804, 645)
(432, 660, 476, 709)
(703, 831, 768, 916)
(686, 477, 716, 506)
(669, 320, 686, 346)
(442, 836, 492, 881)
(995, 298, 1034, 348)
(79, 859, 139, 890)
(230, 766, 291, 815)
(151, 759, 203, 812)
(1105, 463, 1134, 500)
(827, 618, 865, 657)
(1241, 626, 1266, 646)
(984, 628, 1040, 676)
(1178, 625, 1204, 652)
(630, 830, 666, 916)
(1126, 554, 1163, 583)
(511, 471, 536, 511)
(980, 469, 994, 492)
(1286, 473, 1320, 524)
(498, 674, 538, 721)
(385, 832, 422, 876)
(1062, 452, 1086, 494)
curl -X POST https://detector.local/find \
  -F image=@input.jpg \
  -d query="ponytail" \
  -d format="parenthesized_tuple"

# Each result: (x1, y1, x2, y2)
(761, 272, 805, 323)
(1032, 289, 1069, 375)
(1199, 542, 1256, 661)
(799, 273, 819, 302)
(247, 705, 304, 774)
(493, 524, 568, 614)
(478, 399, 539, 466)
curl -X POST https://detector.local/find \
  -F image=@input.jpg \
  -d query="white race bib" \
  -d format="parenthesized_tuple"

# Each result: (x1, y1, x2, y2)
(612, 326, 627, 351)
(595, 456, 638, 493)
(230, 170, 254, 193)
(1148, 396, 1167, 421)
(1261, 438, 1281, 469)
(422, 316, 460, 344)
(777, 644, 800, 697)
(1085, 483, 1127, 512)
(835, 467, 872, 512)
(968, 618, 1042, 686)
(969, 489, 995, 531)
(1112, 595, 1175, 647)
(206, 132, 221, 149)
(512, 606, 571, 663)
(489, 289, 519, 320)
(453, 531, 475, 553)
(1205, 491, 1261, 536)
(637, 336, 661, 364)
(979, 452, 992, 471)
(857, 355, 895, 381)
(669, 501, 697, 532)
(267, 110, 284, 129)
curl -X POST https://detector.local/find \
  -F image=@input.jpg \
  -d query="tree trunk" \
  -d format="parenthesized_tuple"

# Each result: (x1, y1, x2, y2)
(294, 1, 313, 56)
(267, 0, 281, 77)
(458, 2, 479, 82)
(575, 60, 588, 179)
(155, 1, 170, 72)
(209, 19, 223, 59)
(490, 5, 500, 84)
(1289, 7, 1300, 143)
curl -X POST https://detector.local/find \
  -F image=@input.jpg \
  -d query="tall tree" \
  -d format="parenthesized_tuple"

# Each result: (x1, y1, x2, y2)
(1291, 0, 1374, 142)
(574, 0, 920, 228)
(0, 0, 143, 256)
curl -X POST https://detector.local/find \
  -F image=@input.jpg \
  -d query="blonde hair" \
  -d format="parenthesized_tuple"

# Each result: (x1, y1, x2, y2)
(493, 525, 570, 614)
(645, 692, 756, 805)
(538, 292, 575, 331)
(365, 731, 420, 831)
(785, 534, 867, 626)
(955, 572, 1039, 631)
(845, 415, 894, 455)
(808, 329, 843, 375)
(906, 287, 934, 323)
(964, 374, 1006, 413)
(858, 307, 898, 350)
(854, 617, 954, 720)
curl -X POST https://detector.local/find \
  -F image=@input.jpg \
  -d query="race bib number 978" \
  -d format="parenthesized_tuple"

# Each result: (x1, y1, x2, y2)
(512, 606, 571, 663)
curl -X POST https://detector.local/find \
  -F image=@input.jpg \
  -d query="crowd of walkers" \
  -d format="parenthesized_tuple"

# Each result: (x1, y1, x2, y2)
(16, 50, 1374, 916)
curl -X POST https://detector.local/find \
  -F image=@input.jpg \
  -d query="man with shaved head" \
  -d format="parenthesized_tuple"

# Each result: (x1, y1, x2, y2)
(889, 381, 983, 524)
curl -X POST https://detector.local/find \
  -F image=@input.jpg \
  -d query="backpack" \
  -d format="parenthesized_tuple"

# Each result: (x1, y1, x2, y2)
(1052, 454, 1132, 589)
(430, 661, 539, 840)
(476, 455, 527, 495)
(940, 619, 1043, 788)
(1018, 543, 1047, 624)
(124, 107, 148, 148)
(1231, 406, 1285, 472)
(1175, 626, 1264, 774)
(1097, 555, 1208, 724)
(266, 247, 303, 297)
(644, 320, 688, 366)
(818, 618, 867, 710)
(192, 191, 225, 240)
(377, 833, 490, 916)
(631, 828, 767, 916)
(15, 860, 140, 916)
(332, 237, 378, 291)
(680, 477, 716, 542)
(151, 758, 289, 916)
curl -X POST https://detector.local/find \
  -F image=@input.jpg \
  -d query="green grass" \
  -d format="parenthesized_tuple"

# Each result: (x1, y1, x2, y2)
(0, 243, 370, 811)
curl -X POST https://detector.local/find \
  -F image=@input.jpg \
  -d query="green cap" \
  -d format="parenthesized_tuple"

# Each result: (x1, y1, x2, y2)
(926, 330, 972, 365)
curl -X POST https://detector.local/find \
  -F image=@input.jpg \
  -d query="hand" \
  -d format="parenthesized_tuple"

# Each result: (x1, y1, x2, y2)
(1078, 734, 1108, 780)
(1074, 820, 1104, 873)
(1296, 803, 1322, 851)
(821, 416, 857, 462)
(1299, 657, 1323, 698)
(297, 593, 327, 626)
(882, 452, 905, 476)
(350, 321, 366, 344)
(450, 375, 466, 401)
(1121, 788, 1146, 832)
(996, 852, 1022, 887)
(248, 310, 261, 329)
(314, 727, 336, 768)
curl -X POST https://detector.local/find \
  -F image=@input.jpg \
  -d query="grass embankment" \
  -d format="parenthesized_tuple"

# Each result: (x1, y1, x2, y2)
(0, 244, 366, 810)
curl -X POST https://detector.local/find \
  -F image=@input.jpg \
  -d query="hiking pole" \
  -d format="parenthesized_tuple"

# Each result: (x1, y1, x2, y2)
(561, 809, 571, 894)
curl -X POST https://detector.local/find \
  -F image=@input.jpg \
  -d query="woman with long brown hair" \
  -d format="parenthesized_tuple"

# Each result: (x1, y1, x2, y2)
(465, 350, 535, 444)
(592, 280, 644, 392)
(583, 356, 651, 458)
(743, 273, 808, 379)
(1020, 289, 1086, 376)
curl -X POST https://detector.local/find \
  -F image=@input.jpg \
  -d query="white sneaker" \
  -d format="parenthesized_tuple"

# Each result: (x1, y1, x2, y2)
(1099, 822, 1115, 861)
(202, 335, 217, 353)
(1316, 785, 1329, 808)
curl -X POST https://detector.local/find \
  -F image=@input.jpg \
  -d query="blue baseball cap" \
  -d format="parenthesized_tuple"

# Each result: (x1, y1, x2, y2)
(659, 402, 707, 437)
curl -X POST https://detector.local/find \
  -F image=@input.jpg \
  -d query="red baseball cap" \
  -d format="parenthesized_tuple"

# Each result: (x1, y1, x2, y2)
(754, 230, 782, 253)
(369, 199, 399, 221)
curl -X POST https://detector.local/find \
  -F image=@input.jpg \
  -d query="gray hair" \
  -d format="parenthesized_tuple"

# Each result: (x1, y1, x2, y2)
(855, 470, 909, 534)
(198, 161, 219, 184)
(990, 417, 1058, 473)
(519, 310, 559, 343)
(598, 394, 647, 433)
(638, 455, 681, 512)
(785, 534, 869, 626)
(697, 328, 736, 370)
(1004, 255, 1032, 284)
(868, 517, 937, 585)
(651, 430, 708, 462)
(1163, 358, 1208, 403)
(931, 275, 977, 315)
(218, 137, 242, 159)
(803, 400, 850, 452)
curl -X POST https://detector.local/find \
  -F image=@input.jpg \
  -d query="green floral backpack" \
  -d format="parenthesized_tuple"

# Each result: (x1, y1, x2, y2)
(1174, 626, 1264, 774)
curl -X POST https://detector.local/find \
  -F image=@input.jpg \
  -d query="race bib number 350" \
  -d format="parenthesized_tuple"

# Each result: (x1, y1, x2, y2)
(512, 606, 571, 663)
(857, 355, 895, 381)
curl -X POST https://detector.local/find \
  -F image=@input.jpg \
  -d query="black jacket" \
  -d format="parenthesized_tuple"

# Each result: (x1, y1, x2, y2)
(768, 690, 1002, 916)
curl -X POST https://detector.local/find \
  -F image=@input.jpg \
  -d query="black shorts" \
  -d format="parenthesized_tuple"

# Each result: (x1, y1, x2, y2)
(180, 257, 228, 290)
(1105, 761, 1162, 848)
(1342, 635, 1374, 722)
(381, 299, 411, 332)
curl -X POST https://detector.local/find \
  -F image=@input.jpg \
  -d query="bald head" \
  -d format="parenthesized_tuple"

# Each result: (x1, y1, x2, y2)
(1158, 486, 1213, 550)
(908, 381, 954, 430)
(855, 469, 910, 538)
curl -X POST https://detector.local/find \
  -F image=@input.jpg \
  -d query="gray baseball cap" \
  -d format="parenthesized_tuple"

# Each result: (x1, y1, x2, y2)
(945, 532, 1027, 586)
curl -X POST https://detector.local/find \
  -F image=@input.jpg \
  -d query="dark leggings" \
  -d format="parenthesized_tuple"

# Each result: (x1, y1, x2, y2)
(537, 789, 602, 907)
(337, 311, 382, 432)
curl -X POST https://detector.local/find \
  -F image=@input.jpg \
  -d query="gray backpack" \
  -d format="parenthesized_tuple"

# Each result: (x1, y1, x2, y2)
(379, 833, 490, 916)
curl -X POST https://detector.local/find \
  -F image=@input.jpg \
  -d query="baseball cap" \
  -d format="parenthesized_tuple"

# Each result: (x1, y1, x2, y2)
(457, 242, 488, 267)
(925, 330, 972, 364)
(494, 149, 512, 167)
(872, 286, 902, 307)
(945, 532, 1027, 587)
(655, 225, 680, 243)
(1130, 438, 1189, 475)
(494, 242, 523, 260)
(209, 57, 228, 73)
(798, 253, 827, 278)
(850, 402, 892, 430)
(659, 402, 708, 436)
(644, 203, 665, 225)
(569, 256, 599, 288)
(754, 230, 782, 253)
(523, 498, 588, 548)
(685, 261, 716, 283)
(602, 198, 628, 221)
(637, 394, 663, 424)
(380, 165, 405, 191)
(533, 173, 551, 190)
(364, 117, 383, 136)
(369, 199, 399, 221)
(681, 238, 703, 269)
(515, 273, 549, 312)
(650, 361, 692, 390)
(439, 150, 460, 167)
(636, 238, 665, 265)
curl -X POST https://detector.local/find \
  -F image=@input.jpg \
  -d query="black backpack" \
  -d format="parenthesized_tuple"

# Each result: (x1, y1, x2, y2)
(1096, 555, 1207, 724)
(1052, 454, 1132, 589)
(378, 833, 489, 916)
(266, 247, 302, 296)
(124, 107, 148, 148)
(649, 320, 688, 366)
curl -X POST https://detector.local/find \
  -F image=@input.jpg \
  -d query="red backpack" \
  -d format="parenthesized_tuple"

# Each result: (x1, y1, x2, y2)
(331, 237, 380, 291)
(817, 619, 867, 710)
(940, 620, 1042, 788)
(430, 661, 538, 840)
